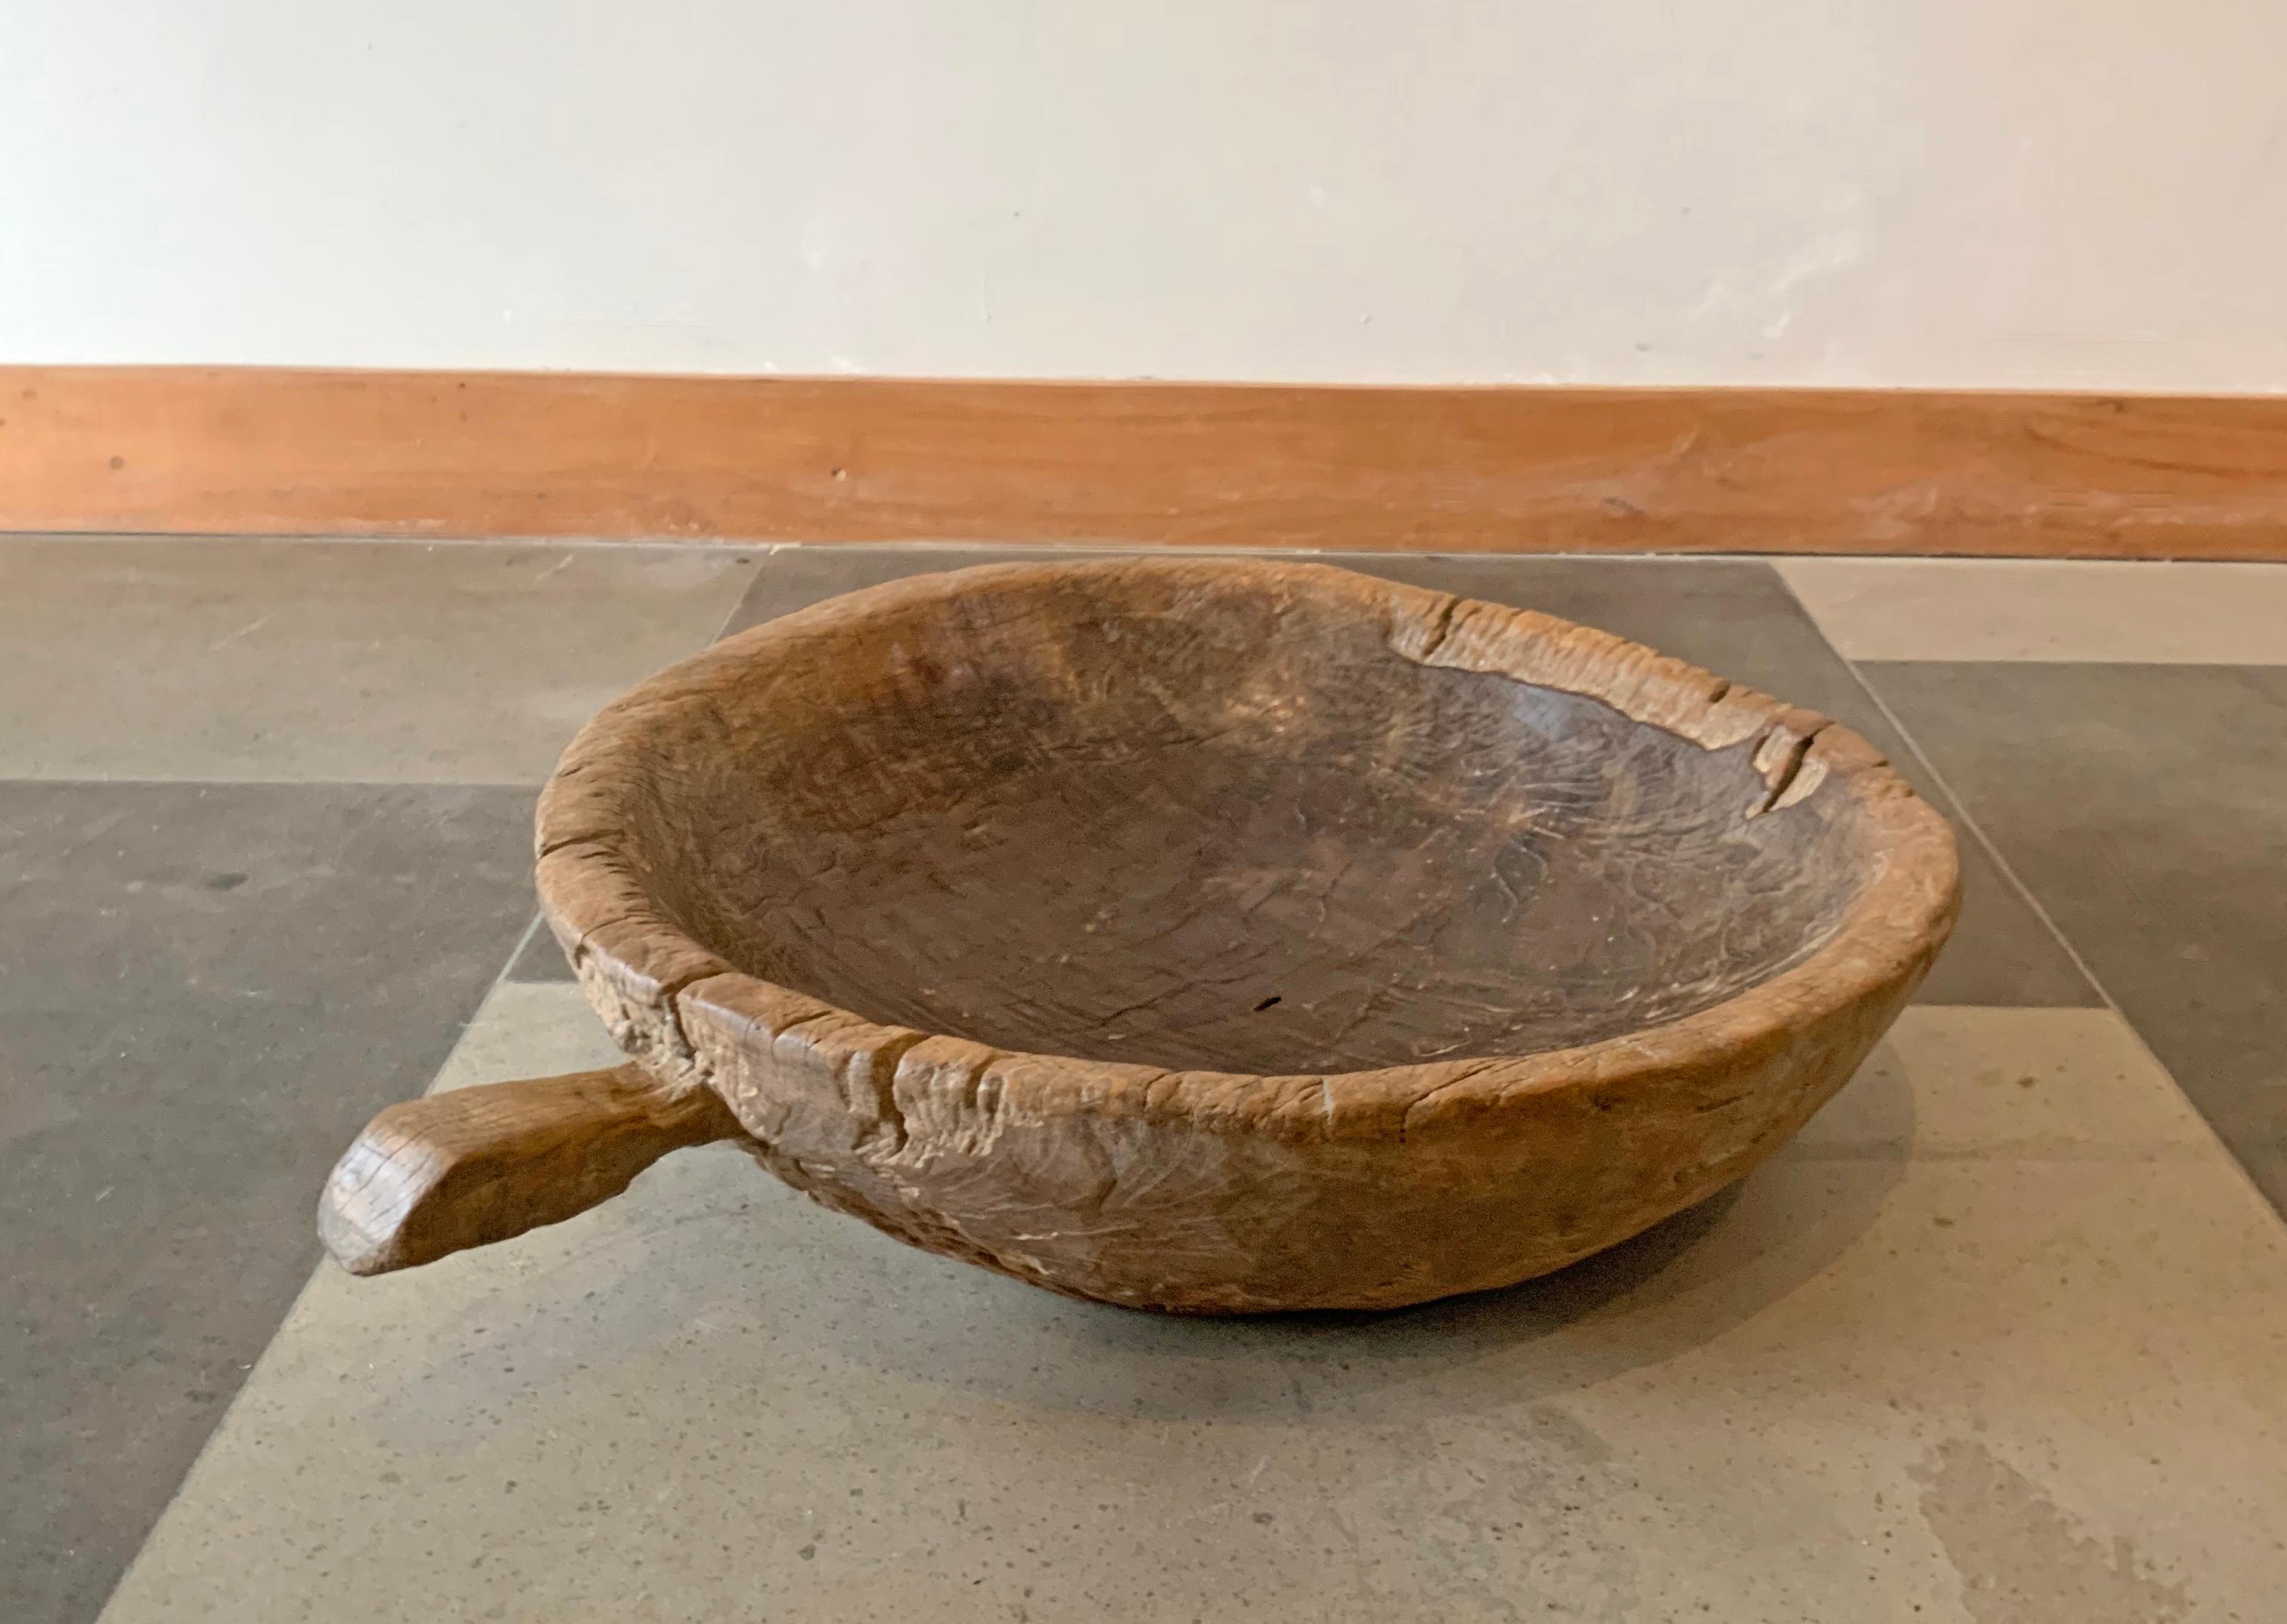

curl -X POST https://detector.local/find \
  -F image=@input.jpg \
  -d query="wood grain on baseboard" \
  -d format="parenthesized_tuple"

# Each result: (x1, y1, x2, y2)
(4, 366, 2285, 557)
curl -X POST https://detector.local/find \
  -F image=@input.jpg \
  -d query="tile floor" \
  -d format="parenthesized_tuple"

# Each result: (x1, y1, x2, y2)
(3, 539, 2282, 1622)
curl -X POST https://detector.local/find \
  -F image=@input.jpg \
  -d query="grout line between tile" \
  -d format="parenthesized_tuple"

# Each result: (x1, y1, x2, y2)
(481, 556, 755, 986)
(1794, 606, 2287, 1223)
(708, 562, 765, 643)
(78, 540, 728, 1617)
(1844, 668, 2109, 1004)
(1767, 569, 2109, 1010)
(492, 912, 546, 993)
(88, 900, 556, 1620)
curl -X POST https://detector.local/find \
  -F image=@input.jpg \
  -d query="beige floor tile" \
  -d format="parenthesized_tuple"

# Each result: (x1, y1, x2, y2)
(422, 978, 630, 1092)
(0, 538, 759, 783)
(100, 994, 2287, 1623)
(1775, 557, 2287, 664)
(1794, 1005, 2217, 1159)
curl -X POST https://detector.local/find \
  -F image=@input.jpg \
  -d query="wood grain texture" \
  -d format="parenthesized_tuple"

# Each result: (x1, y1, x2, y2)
(514, 558, 1959, 1312)
(7, 365, 2287, 556)
(318, 1063, 743, 1275)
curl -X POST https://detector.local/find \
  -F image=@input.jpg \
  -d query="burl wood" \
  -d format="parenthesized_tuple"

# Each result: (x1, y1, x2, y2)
(321, 559, 1958, 1312)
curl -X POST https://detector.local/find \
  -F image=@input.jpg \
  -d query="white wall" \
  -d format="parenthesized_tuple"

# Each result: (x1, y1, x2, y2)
(5, 2, 2285, 388)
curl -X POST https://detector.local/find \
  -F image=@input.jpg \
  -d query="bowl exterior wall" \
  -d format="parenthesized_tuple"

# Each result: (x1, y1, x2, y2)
(672, 946, 1930, 1313)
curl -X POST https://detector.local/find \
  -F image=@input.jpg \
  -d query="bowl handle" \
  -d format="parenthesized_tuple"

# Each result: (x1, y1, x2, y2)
(318, 1063, 745, 1275)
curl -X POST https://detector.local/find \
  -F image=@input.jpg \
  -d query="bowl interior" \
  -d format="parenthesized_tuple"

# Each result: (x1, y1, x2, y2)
(616, 566, 1869, 1075)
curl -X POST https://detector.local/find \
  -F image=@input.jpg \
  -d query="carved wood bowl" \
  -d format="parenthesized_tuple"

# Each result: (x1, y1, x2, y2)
(321, 559, 1958, 1313)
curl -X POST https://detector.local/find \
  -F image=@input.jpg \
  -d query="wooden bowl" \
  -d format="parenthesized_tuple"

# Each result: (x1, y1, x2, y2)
(321, 559, 1958, 1313)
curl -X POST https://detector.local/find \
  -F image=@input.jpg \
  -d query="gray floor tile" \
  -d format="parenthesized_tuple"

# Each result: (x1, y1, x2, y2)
(0, 538, 759, 784)
(0, 783, 538, 1624)
(1860, 661, 2287, 1212)
(718, 544, 1066, 638)
(718, 548, 2092, 1009)
(1792, 1005, 2216, 1160)
(99, 993, 2287, 1623)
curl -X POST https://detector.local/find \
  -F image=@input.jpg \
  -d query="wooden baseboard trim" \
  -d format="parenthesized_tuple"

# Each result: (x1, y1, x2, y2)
(4, 366, 2285, 557)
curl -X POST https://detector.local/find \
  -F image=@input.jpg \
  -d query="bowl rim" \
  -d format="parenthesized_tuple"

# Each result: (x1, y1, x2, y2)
(534, 555, 1961, 1142)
